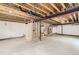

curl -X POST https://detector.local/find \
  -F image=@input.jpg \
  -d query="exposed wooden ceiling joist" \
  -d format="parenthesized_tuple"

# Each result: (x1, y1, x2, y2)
(0, 12, 27, 23)
(61, 3, 67, 9)
(69, 3, 77, 22)
(61, 3, 73, 22)
(39, 3, 55, 14)
(14, 3, 45, 17)
(0, 3, 78, 25)
(50, 3, 60, 12)
(27, 3, 47, 16)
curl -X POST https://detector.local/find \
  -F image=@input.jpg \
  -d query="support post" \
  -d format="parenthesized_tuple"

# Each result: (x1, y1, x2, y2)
(39, 21, 42, 41)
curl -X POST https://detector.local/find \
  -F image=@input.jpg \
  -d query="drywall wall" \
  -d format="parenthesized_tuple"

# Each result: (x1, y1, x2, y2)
(25, 23, 33, 40)
(0, 21, 34, 41)
(52, 23, 79, 36)
(0, 21, 26, 39)
(63, 24, 79, 35)
(56, 26, 62, 34)
(52, 26, 57, 33)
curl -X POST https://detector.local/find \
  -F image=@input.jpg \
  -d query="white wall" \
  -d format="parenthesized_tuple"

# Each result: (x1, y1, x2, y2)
(25, 23, 33, 40)
(0, 21, 35, 41)
(52, 26, 57, 33)
(52, 23, 79, 36)
(0, 21, 26, 39)
(56, 26, 61, 34)
(63, 24, 79, 35)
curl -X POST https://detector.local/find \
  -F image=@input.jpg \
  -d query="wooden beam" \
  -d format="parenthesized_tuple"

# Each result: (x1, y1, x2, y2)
(40, 3, 55, 14)
(75, 13, 78, 22)
(50, 3, 60, 12)
(0, 5, 35, 22)
(71, 14, 76, 22)
(73, 13, 77, 22)
(35, 6, 79, 23)
(69, 15, 74, 22)
(61, 3, 74, 23)
(69, 3, 77, 22)
(0, 5, 32, 19)
(14, 3, 45, 17)
(61, 3, 76, 23)
(61, 3, 66, 9)
(0, 13, 27, 23)
(27, 3, 47, 16)
(50, 18, 61, 24)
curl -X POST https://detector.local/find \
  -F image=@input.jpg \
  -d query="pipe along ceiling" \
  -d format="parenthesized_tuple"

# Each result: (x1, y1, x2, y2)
(34, 6, 79, 22)
(19, 6, 62, 24)
(19, 5, 79, 24)
(19, 6, 44, 18)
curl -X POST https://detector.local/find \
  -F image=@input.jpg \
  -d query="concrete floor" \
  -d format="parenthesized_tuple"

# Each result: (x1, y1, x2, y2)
(0, 35, 79, 55)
